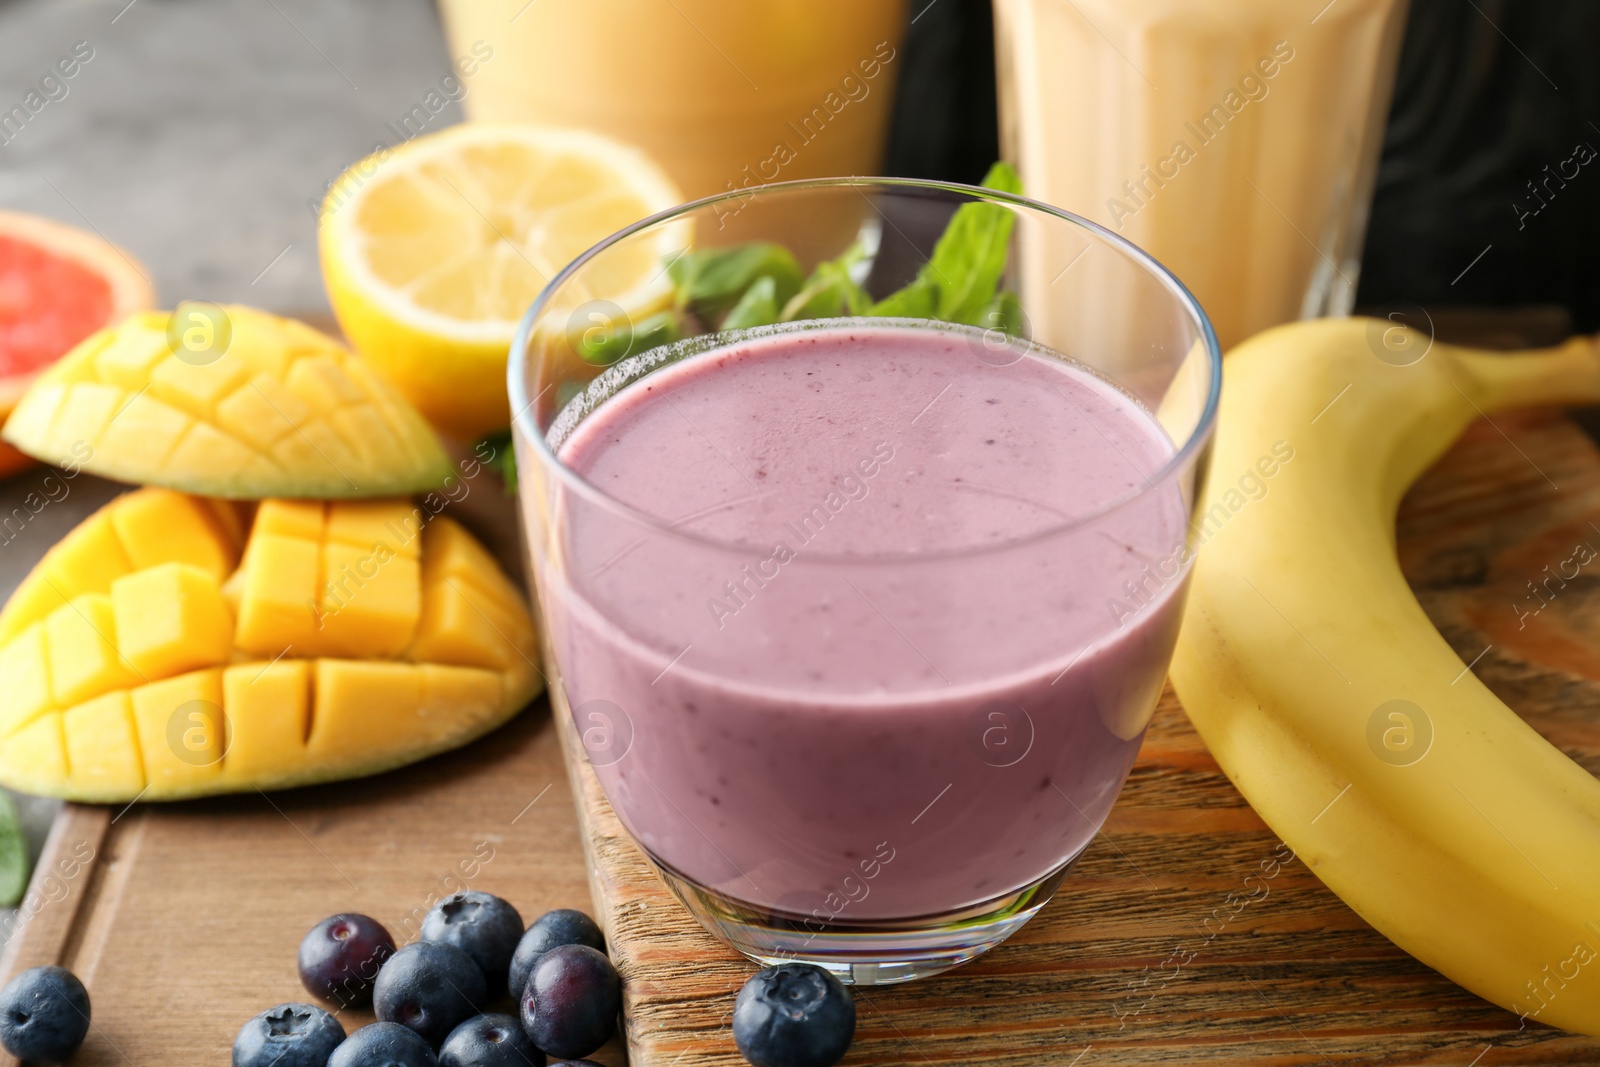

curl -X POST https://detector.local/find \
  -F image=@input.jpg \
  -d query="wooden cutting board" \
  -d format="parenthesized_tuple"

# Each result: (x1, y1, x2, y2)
(5, 323, 1600, 1065)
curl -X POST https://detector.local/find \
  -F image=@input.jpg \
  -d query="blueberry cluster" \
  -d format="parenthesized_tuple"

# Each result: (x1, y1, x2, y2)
(233, 890, 856, 1067)
(233, 892, 617, 1067)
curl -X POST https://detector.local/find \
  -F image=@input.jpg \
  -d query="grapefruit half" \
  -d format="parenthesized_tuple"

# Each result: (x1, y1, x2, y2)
(0, 211, 154, 477)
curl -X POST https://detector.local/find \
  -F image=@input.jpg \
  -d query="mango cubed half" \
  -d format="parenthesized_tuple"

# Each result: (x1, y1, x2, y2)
(0, 490, 543, 802)
(0, 305, 453, 499)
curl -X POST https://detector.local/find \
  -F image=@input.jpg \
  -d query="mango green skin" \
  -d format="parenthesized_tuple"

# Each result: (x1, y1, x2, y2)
(1171, 318, 1600, 1034)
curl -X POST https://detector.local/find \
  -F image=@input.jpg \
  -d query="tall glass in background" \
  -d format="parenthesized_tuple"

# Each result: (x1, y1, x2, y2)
(511, 179, 1220, 983)
(438, 0, 909, 202)
(993, 0, 1409, 351)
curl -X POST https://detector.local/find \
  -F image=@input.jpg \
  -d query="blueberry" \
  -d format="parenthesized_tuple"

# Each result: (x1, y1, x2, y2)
(0, 965, 91, 1064)
(732, 964, 855, 1067)
(546, 1062, 603, 1067)
(233, 1002, 344, 1067)
(439, 1013, 544, 1067)
(374, 941, 487, 1047)
(328, 1022, 439, 1067)
(507, 910, 604, 1001)
(421, 892, 524, 999)
(299, 913, 397, 1008)
(519, 944, 619, 1060)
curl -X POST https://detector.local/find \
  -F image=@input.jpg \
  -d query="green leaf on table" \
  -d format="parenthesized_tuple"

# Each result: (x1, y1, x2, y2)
(0, 791, 30, 908)
(669, 242, 804, 320)
(870, 160, 1023, 326)
(721, 275, 781, 330)
(781, 237, 873, 321)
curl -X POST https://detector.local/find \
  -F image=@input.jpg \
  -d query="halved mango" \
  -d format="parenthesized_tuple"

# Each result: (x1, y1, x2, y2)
(111, 563, 234, 679)
(0, 490, 543, 801)
(221, 660, 311, 782)
(0, 488, 241, 644)
(1, 306, 453, 499)
(132, 669, 225, 793)
(64, 691, 143, 799)
(45, 594, 141, 707)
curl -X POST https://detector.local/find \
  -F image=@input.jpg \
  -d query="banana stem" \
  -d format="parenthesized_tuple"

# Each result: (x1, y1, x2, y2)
(1457, 335, 1600, 412)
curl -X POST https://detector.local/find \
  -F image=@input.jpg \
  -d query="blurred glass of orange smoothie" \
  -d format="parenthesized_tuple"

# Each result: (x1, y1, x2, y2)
(438, 0, 909, 206)
(993, 0, 1408, 350)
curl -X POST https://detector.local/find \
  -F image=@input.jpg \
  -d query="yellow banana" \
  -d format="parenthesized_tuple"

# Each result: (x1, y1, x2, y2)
(1171, 317, 1600, 1033)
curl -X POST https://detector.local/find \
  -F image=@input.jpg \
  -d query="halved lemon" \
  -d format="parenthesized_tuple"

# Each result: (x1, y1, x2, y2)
(318, 123, 686, 440)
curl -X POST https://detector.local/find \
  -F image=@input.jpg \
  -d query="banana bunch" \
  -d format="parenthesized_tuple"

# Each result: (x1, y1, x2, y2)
(1171, 317, 1600, 1033)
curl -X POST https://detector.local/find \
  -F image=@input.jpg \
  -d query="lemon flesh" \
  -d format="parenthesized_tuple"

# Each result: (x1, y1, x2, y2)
(319, 123, 685, 439)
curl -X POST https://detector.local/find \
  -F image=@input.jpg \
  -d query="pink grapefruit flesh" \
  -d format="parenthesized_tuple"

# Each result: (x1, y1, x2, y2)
(0, 212, 154, 476)
(0, 235, 117, 377)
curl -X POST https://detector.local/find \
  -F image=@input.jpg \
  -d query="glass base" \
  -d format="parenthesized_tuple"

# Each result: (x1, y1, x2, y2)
(648, 851, 1079, 985)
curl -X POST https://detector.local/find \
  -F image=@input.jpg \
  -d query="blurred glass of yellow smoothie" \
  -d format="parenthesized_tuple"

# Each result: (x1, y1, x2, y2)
(438, 0, 909, 208)
(993, 0, 1408, 350)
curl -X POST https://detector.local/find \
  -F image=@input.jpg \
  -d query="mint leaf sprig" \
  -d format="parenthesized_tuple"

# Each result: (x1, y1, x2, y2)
(497, 166, 1029, 489)
(669, 241, 805, 321)
(904, 160, 1022, 325)
(575, 161, 1026, 365)
(764, 160, 1023, 330)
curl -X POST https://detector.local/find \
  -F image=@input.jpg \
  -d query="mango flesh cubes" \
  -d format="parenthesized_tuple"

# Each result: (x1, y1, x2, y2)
(0, 306, 453, 499)
(0, 489, 542, 801)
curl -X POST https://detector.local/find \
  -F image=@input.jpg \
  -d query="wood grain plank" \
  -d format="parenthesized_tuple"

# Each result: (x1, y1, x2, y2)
(0, 806, 109, 1067)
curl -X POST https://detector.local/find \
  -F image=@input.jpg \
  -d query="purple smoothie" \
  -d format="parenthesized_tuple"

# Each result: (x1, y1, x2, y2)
(536, 322, 1189, 922)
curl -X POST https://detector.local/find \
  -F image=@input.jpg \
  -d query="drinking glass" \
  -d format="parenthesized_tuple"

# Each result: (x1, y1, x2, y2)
(993, 0, 1409, 351)
(438, 0, 908, 202)
(511, 178, 1221, 984)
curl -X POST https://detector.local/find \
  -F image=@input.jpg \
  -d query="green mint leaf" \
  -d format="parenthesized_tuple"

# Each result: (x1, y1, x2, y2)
(576, 309, 680, 367)
(858, 160, 1024, 326)
(666, 162, 1025, 334)
(721, 275, 781, 330)
(670, 242, 803, 320)
(782, 237, 872, 320)
(868, 275, 938, 318)
(923, 161, 1022, 325)
(979, 159, 1023, 196)
(976, 289, 1025, 334)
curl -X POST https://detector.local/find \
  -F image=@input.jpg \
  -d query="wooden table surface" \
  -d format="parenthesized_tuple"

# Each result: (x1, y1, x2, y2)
(3, 315, 1600, 1065)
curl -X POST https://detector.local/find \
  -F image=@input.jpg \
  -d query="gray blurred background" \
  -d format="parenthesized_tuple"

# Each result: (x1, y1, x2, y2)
(0, 0, 460, 311)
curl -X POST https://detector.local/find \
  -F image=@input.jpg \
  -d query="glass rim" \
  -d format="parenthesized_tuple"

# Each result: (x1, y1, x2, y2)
(508, 174, 1222, 564)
